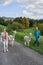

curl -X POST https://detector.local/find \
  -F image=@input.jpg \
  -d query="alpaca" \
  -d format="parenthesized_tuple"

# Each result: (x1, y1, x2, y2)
(24, 33, 32, 46)
(8, 31, 16, 47)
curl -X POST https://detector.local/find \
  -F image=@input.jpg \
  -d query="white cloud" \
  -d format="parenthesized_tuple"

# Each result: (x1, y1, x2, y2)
(15, 13, 20, 17)
(20, 0, 43, 19)
(0, 0, 14, 6)
(3, 0, 13, 6)
(15, 0, 23, 2)
(22, 10, 43, 19)
(22, 10, 34, 18)
(0, 0, 43, 19)
(38, 0, 43, 3)
(22, 10, 32, 15)
(22, 10, 28, 15)
(0, 0, 25, 6)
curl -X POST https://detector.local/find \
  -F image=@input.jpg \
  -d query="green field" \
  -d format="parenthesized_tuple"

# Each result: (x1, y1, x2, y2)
(15, 28, 43, 54)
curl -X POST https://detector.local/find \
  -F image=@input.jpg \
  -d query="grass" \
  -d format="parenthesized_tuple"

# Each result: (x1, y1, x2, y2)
(29, 36, 43, 54)
(15, 28, 43, 54)
(15, 28, 34, 43)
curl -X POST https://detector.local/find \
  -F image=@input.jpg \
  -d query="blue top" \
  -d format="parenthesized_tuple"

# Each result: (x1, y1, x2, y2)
(34, 30, 40, 39)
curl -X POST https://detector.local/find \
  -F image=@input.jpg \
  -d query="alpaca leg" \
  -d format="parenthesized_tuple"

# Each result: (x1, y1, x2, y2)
(25, 41, 26, 46)
(28, 42, 29, 46)
(6, 40, 8, 51)
(12, 40, 14, 47)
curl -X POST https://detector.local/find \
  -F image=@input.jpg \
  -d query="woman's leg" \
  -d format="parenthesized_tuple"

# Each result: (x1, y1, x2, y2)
(34, 38, 37, 46)
(37, 38, 39, 46)
(3, 40, 6, 52)
(6, 40, 8, 51)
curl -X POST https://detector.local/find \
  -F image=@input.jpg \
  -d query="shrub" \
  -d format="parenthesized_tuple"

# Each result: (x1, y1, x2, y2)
(38, 24, 43, 35)
(7, 24, 12, 32)
(0, 25, 6, 32)
(11, 22, 23, 30)
(6, 25, 13, 35)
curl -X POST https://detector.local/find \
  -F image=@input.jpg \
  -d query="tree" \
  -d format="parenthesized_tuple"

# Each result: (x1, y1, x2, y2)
(22, 17, 29, 28)
(38, 24, 43, 35)
(0, 18, 4, 25)
(29, 19, 34, 27)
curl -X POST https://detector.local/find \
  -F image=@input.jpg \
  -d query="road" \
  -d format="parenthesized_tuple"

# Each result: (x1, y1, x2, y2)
(0, 40, 43, 65)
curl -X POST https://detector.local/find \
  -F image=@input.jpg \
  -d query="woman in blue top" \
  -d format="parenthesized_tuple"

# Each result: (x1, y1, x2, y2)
(34, 26, 40, 46)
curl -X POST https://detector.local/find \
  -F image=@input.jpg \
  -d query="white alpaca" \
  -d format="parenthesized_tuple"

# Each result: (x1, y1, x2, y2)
(8, 35, 14, 47)
(24, 33, 32, 46)
(8, 30, 16, 47)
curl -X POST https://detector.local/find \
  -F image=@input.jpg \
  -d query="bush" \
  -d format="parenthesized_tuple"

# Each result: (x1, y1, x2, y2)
(11, 22, 23, 30)
(7, 24, 12, 32)
(0, 25, 6, 32)
(38, 24, 43, 35)
(6, 25, 13, 35)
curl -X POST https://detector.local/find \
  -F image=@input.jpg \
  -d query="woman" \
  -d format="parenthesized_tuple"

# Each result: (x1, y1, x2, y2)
(1, 28, 8, 52)
(34, 26, 40, 46)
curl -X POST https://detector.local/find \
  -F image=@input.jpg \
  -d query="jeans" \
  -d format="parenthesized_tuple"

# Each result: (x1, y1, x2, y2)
(34, 38, 39, 46)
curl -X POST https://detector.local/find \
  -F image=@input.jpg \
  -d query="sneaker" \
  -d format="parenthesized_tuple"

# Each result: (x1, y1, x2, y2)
(7, 49, 8, 52)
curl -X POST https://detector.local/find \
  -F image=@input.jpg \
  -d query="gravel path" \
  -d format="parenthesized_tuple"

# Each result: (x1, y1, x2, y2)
(0, 40, 43, 65)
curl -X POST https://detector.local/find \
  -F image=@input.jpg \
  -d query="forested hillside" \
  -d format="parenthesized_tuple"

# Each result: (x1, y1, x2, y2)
(0, 17, 43, 35)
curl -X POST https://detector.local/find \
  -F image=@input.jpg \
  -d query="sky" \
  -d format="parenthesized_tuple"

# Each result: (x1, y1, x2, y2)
(0, 0, 43, 19)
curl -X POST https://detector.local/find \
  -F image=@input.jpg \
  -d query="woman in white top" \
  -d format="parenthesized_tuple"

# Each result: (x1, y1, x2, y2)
(1, 28, 8, 52)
